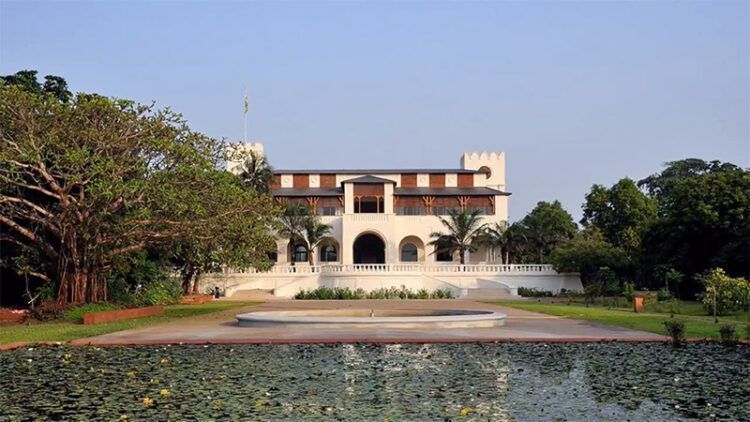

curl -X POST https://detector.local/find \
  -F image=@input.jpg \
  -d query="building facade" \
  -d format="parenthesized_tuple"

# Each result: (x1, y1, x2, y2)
(214, 142, 582, 298)
(230, 143, 509, 266)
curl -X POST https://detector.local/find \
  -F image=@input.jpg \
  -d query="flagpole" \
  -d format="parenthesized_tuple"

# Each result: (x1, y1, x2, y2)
(243, 89, 248, 143)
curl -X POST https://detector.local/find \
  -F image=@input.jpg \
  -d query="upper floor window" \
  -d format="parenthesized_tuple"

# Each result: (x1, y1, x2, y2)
(318, 206, 342, 216)
(354, 196, 384, 214)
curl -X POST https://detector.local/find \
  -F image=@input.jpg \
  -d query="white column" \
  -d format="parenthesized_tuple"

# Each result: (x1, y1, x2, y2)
(383, 183, 394, 214)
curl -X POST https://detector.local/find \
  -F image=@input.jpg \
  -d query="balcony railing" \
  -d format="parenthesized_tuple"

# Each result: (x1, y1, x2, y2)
(225, 264, 556, 274)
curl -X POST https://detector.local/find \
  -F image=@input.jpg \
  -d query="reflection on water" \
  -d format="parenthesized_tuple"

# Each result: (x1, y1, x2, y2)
(0, 343, 747, 420)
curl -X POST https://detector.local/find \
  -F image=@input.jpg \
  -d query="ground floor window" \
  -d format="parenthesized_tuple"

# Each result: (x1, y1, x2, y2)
(435, 238, 454, 262)
(320, 245, 338, 262)
(400, 243, 418, 262)
(267, 251, 278, 262)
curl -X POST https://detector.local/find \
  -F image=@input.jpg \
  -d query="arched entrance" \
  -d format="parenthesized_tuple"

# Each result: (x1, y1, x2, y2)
(353, 233, 385, 264)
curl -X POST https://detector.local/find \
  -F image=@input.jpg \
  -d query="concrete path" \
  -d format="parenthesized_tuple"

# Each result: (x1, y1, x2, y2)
(71, 300, 666, 345)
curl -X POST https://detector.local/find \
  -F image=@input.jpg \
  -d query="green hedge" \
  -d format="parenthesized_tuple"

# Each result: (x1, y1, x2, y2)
(294, 286, 454, 300)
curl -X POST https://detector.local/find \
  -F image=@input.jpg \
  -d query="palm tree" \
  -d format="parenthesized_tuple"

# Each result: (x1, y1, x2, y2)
(299, 218, 333, 265)
(278, 204, 332, 265)
(480, 221, 510, 264)
(428, 209, 487, 265)
(239, 150, 273, 194)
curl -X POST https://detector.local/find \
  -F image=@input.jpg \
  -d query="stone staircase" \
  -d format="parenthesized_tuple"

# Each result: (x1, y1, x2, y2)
(225, 289, 279, 301)
(461, 288, 521, 300)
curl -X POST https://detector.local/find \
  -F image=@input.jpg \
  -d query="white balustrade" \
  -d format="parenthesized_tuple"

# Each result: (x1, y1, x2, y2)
(225, 263, 556, 275)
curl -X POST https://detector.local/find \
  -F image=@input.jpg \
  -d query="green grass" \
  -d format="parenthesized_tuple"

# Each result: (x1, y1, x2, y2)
(0, 302, 258, 345)
(491, 300, 750, 339)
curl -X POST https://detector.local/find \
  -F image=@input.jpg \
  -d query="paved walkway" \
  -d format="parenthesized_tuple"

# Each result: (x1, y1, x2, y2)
(70, 300, 666, 345)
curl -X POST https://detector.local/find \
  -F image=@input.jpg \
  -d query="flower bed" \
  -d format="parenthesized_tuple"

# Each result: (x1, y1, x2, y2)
(82, 306, 164, 325)
(0, 309, 28, 323)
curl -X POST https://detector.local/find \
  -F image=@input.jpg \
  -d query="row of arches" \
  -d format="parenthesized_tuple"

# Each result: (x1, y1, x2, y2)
(279, 233, 459, 264)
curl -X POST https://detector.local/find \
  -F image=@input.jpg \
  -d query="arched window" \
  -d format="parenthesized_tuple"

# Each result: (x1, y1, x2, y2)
(293, 245, 308, 263)
(435, 237, 453, 262)
(267, 251, 278, 262)
(400, 243, 418, 262)
(320, 245, 338, 262)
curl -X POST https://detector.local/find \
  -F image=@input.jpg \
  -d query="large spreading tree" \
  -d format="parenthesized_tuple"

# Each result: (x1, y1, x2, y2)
(0, 85, 279, 304)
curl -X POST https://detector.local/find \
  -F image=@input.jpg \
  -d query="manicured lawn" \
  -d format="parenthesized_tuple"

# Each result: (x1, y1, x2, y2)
(0, 302, 258, 345)
(491, 300, 750, 339)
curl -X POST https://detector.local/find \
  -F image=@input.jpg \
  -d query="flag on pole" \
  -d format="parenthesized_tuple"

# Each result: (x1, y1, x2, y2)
(244, 92, 249, 115)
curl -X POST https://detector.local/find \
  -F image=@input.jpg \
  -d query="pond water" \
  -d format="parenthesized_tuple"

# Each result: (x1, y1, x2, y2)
(0, 343, 747, 420)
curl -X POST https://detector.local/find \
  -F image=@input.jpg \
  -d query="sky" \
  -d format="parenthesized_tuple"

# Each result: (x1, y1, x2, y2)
(1, 1, 748, 222)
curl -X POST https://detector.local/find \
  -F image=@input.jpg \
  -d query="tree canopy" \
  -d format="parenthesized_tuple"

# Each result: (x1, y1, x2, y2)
(508, 200, 577, 264)
(1, 70, 72, 103)
(0, 85, 279, 304)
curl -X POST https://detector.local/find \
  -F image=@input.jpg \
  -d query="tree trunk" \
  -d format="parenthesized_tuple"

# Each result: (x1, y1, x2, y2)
(191, 271, 202, 295)
(181, 265, 196, 294)
(459, 246, 466, 265)
(308, 248, 315, 266)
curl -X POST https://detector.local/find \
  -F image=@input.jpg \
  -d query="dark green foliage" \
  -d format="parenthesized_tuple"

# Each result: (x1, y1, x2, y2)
(62, 303, 123, 322)
(517, 287, 554, 297)
(656, 289, 673, 302)
(429, 209, 487, 264)
(294, 286, 454, 300)
(550, 228, 627, 286)
(639, 159, 750, 295)
(698, 268, 750, 316)
(1, 70, 71, 102)
(138, 277, 183, 306)
(1, 82, 279, 305)
(622, 282, 636, 302)
(239, 150, 273, 194)
(509, 201, 577, 264)
(663, 319, 685, 346)
(718, 324, 739, 347)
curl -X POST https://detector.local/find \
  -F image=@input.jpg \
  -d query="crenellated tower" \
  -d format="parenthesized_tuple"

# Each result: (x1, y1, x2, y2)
(460, 151, 505, 191)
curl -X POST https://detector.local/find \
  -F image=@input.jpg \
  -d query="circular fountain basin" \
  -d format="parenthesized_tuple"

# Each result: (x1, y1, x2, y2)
(236, 309, 506, 329)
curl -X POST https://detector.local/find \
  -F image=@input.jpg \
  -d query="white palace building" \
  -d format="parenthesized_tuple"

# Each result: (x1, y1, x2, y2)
(204, 143, 582, 299)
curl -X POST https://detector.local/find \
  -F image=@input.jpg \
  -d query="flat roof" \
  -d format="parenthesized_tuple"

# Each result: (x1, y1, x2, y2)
(273, 168, 481, 175)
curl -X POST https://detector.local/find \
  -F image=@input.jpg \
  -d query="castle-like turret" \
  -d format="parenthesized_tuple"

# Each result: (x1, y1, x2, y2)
(460, 151, 505, 191)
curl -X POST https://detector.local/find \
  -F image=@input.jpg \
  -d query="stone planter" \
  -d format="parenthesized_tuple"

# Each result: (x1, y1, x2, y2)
(83, 306, 164, 325)
(0, 309, 28, 322)
(179, 295, 213, 305)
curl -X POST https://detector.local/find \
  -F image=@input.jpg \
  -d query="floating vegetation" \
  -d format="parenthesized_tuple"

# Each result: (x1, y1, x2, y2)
(0, 343, 747, 420)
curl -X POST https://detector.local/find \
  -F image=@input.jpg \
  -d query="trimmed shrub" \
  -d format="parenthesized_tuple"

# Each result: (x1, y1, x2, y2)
(718, 324, 739, 347)
(30, 301, 68, 321)
(63, 303, 123, 322)
(518, 287, 554, 298)
(656, 288, 672, 302)
(622, 282, 635, 302)
(138, 277, 183, 306)
(698, 268, 750, 316)
(663, 319, 685, 346)
(294, 286, 454, 300)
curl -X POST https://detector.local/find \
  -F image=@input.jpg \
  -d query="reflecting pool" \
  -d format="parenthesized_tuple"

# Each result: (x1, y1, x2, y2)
(0, 343, 747, 420)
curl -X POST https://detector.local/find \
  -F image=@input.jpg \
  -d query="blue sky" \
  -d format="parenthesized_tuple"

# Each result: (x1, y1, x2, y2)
(2, 1, 748, 222)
